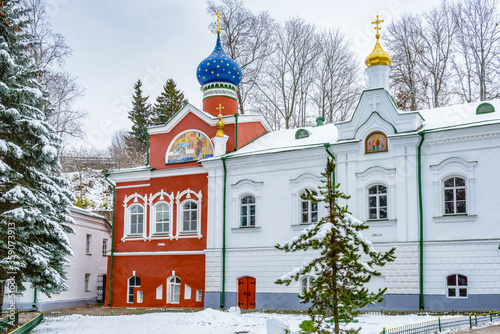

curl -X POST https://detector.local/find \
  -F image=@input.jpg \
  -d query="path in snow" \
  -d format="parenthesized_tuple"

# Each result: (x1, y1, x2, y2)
(32, 309, 445, 334)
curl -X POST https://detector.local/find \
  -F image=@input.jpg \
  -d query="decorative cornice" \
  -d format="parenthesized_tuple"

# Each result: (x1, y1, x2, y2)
(226, 153, 327, 170)
(426, 132, 500, 146)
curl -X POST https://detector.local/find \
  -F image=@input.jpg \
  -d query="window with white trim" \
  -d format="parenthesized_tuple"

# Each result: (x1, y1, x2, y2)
(300, 276, 315, 295)
(128, 276, 141, 303)
(447, 274, 467, 298)
(181, 201, 198, 233)
(300, 189, 318, 224)
(368, 185, 387, 220)
(153, 202, 170, 234)
(167, 276, 181, 304)
(129, 205, 144, 235)
(102, 239, 107, 256)
(444, 177, 466, 215)
(84, 273, 90, 292)
(86, 234, 92, 254)
(196, 290, 203, 302)
(240, 195, 256, 227)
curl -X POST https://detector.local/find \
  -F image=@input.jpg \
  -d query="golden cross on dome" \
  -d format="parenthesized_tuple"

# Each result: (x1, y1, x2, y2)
(216, 104, 224, 114)
(216, 10, 222, 34)
(371, 15, 384, 39)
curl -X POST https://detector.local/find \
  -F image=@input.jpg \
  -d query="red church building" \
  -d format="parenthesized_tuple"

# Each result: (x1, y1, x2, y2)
(104, 29, 269, 308)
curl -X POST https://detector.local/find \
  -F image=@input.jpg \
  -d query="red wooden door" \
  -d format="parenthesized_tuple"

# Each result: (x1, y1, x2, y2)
(237, 276, 256, 309)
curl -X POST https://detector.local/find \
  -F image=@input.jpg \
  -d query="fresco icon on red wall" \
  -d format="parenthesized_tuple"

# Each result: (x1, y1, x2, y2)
(166, 130, 214, 163)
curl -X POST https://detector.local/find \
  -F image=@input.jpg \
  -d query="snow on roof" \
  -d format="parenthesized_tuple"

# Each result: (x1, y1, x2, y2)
(70, 206, 106, 219)
(227, 123, 338, 157)
(419, 99, 500, 131)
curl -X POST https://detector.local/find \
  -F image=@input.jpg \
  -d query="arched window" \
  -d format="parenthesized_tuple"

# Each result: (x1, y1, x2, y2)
(447, 274, 467, 298)
(153, 203, 170, 234)
(167, 276, 181, 304)
(129, 205, 144, 235)
(368, 185, 387, 220)
(181, 201, 198, 233)
(301, 276, 315, 295)
(300, 189, 318, 224)
(127, 276, 141, 303)
(240, 195, 256, 227)
(444, 177, 466, 214)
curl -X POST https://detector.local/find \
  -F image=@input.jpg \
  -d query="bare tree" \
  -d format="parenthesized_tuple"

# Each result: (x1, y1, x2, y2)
(385, 14, 428, 111)
(312, 29, 361, 123)
(21, 0, 86, 141)
(419, 1, 457, 108)
(107, 129, 145, 169)
(257, 18, 321, 129)
(207, 0, 276, 114)
(453, 0, 500, 102)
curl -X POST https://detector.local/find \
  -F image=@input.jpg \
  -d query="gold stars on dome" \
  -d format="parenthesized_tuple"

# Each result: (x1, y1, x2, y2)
(215, 104, 225, 137)
(365, 15, 392, 67)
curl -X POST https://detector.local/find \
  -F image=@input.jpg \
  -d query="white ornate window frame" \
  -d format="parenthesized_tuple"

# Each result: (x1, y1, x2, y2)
(123, 193, 148, 242)
(166, 275, 181, 304)
(175, 189, 202, 239)
(356, 166, 396, 223)
(430, 157, 477, 222)
(231, 179, 263, 231)
(289, 173, 322, 228)
(149, 190, 174, 240)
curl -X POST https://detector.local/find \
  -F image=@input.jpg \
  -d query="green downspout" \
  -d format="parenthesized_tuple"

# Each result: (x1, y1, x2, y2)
(32, 288, 37, 309)
(324, 143, 336, 184)
(417, 131, 426, 310)
(234, 113, 239, 151)
(221, 156, 228, 309)
(142, 127, 150, 166)
(104, 173, 116, 307)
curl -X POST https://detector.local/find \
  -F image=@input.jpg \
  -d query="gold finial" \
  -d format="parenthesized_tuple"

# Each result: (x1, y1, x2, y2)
(365, 15, 392, 67)
(371, 15, 384, 39)
(216, 10, 222, 34)
(215, 114, 225, 137)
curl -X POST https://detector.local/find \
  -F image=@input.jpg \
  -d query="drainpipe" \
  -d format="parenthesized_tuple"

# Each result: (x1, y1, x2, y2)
(417, 131, 426, 310)
(221, 156, 228, 309)
(104, 173, 116, 307)
(142, 127, 150, 166)
(234, 113, 239, 151)
(323, 143, 336, 184)
(32, 288, 37, 309)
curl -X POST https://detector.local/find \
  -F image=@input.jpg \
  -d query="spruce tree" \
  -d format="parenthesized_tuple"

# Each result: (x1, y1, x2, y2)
(0, 0, 74, 311)
(276, 158, 396, 334)
(128, 79, 150, 150)
(151, 78, 188, 125)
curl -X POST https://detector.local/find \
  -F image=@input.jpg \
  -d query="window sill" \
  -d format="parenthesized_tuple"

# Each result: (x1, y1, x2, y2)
(231, 226, 261, 232)
(433, 215, 477, 223)
(291, 223, 313, 230)
(179, 231, 198, 235)
(86, 253, 92, 256)
(365, 219, 397, 226)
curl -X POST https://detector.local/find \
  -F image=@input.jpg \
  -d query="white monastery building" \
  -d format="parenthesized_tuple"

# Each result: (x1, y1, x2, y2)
(105, 16, 500, 310)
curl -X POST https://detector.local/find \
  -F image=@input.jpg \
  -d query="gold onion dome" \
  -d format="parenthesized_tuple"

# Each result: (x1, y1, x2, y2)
(365, 15, 392, 67)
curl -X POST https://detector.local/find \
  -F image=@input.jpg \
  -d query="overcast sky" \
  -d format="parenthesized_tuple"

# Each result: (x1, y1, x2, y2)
(46, 0, 436, 150)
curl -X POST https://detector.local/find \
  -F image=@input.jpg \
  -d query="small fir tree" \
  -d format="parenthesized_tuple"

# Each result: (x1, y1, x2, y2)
(0, 0, 74, 311)
(275, 158, 396, 334)
(127, 79, 151, 150)
(151, 78, 188, 125)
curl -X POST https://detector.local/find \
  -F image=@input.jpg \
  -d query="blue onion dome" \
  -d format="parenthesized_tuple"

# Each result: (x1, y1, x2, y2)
(196, 33, 242, 87)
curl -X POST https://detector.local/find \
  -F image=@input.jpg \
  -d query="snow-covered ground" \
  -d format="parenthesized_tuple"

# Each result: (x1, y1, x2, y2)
(33, 309, 444, 334)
